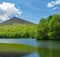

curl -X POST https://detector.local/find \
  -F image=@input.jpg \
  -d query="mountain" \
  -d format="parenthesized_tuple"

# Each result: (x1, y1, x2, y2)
(0, 17, 35, 25)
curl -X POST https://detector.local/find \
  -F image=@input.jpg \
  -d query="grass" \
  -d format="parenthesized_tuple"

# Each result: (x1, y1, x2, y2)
(0, 43, 35, 53)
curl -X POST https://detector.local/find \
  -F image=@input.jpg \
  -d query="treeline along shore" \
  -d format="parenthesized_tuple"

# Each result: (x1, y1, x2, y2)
(0, 14, 60, 40)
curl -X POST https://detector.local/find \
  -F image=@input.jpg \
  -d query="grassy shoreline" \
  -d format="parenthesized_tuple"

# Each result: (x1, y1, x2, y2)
(0, 43, 36, 54)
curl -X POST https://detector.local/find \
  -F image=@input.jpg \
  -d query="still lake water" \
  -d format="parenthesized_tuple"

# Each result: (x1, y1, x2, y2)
(0, 39, 60, 57)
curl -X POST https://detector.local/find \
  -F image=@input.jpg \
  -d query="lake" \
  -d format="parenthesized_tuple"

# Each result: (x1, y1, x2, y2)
(0, 39, 60, 57)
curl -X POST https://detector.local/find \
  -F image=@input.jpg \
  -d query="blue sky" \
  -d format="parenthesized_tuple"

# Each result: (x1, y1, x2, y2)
(0, 0, 60, 23)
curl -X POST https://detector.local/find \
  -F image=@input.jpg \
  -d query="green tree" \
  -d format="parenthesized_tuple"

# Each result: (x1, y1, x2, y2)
(37, 18, 48, 40)
(48, 14, 60, 40)
(37, 14, 60, 40)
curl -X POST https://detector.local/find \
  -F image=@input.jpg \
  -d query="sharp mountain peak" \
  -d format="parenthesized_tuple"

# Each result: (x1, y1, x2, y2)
(0, 17, 35, 25)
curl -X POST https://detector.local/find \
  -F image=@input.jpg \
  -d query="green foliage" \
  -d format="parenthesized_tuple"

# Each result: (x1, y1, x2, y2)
(36, 18, 48, 40)
(0, 24, 37, 38)
(0, 14, 60, 40)
(37, 14, 60, 40)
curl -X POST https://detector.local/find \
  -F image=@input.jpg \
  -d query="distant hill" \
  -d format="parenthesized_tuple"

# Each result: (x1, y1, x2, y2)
(0, 17, 35, 25)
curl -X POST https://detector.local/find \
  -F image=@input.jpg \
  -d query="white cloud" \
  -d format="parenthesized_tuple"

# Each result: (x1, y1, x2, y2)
(47, 1, 56, 8)
(0, 2, 22, 21)
(47, 0, 60, 9)
(52, 7, 58, 10)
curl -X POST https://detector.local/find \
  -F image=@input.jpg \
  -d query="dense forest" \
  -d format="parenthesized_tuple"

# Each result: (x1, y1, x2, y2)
(0, 14, 60, 40)
(0, 24, 37, 38)
(37, 14, 60, 40)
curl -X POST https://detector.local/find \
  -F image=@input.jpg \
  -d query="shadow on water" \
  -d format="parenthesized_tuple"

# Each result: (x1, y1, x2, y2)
(0, 52, 23, 57)
(0, 52, 35, 57)
(37, 41, 60, 57)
